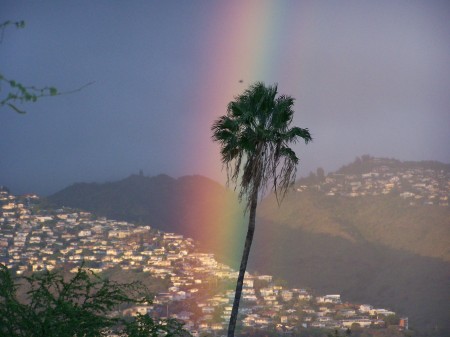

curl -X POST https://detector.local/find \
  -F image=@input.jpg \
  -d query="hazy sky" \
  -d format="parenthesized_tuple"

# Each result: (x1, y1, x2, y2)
(1, 1, 449, 195)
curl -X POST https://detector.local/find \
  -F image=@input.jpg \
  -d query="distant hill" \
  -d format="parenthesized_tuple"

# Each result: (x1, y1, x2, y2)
(48, 174, 247, 265)
(250, 220, 449, 335)
(258, 190, 450, 262)
(48, 157, 450, 335)
(253, 192, 450, 334)
(335, 155, 450, 175)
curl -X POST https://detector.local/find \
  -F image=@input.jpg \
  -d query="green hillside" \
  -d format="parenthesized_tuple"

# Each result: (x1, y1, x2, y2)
(249, 221, 450, 335)
(259, 190, 450, 261)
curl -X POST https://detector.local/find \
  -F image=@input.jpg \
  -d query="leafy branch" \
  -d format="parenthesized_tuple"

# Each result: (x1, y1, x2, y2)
(0, 75, 95, 113)
(0, 263, 190, 337)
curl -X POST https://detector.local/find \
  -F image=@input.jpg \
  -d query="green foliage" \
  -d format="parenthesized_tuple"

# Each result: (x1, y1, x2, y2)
(0, 264, 26, 336)
(123, 314, 190, 337)
(0, 264, 190, 337)
(0, 73, 60, 113)
(0, 263, 144, 336)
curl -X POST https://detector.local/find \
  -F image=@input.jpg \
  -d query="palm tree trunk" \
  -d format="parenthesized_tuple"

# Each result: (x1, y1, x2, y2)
(227, 191, 258, 337)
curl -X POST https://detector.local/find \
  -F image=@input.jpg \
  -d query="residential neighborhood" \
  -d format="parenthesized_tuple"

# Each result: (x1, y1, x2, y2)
(298, 158, 449, 206)
(0, 186, 411, 336)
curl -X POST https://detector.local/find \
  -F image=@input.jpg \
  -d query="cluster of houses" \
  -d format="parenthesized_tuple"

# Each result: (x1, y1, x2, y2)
(0, 187, 408, 335)
(298, 158, 450, 206)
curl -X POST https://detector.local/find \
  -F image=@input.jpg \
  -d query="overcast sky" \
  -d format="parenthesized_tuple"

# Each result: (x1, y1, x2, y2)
(1, 1, 449, 196)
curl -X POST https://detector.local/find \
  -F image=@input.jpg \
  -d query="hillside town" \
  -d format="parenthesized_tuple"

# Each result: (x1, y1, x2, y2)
(298, 157, 450, 206)
(0, 187, 410, 336)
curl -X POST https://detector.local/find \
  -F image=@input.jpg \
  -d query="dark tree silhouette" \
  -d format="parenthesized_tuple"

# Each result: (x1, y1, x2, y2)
(211, 82, 311, 337)
(0, 264, 190, 337)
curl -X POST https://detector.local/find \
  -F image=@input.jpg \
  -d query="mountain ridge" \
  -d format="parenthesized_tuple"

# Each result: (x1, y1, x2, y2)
(47, 157, 450, 334)
(48, 173, 247, 265)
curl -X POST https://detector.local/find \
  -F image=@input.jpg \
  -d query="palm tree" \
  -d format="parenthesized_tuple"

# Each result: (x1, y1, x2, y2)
(211, 82, 312, 337)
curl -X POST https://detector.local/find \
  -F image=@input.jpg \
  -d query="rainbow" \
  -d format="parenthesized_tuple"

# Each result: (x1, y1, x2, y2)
(181, 1, 315, 267)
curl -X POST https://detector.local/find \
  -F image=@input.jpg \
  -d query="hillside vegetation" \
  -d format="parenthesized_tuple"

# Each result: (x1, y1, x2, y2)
(250, 220, 450, 335)
(259, 191, 450, 261)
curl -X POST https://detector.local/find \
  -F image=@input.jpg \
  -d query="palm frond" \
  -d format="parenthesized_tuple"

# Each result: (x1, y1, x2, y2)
(211, 82, 311, 209)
